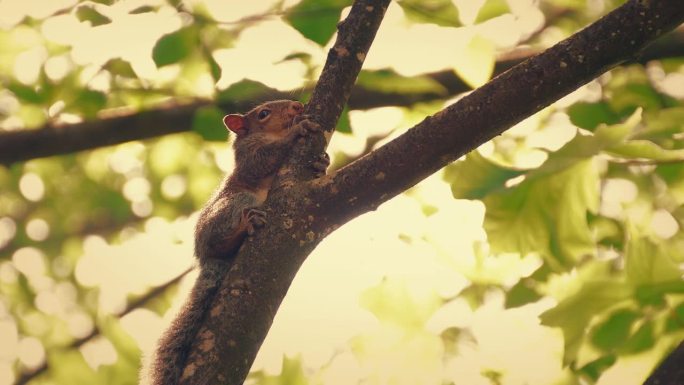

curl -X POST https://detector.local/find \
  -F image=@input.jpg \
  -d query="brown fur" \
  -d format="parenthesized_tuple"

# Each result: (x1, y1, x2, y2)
(150, 100, 324, 385)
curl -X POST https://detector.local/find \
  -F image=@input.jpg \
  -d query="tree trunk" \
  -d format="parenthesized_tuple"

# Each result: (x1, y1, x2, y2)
(172, 1, 684, 384)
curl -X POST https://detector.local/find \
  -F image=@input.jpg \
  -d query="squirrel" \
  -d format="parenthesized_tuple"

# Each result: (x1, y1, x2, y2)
(150, 100, 328, 385)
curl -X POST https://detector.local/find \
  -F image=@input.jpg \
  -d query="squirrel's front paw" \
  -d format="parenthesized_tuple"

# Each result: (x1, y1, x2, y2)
(293, 115, 322, 136)
(243, 208, 267, 236)
(311, 152, 330, 177)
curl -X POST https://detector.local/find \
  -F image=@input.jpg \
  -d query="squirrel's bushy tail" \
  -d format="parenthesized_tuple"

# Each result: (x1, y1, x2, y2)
(151, 259, 230, 385)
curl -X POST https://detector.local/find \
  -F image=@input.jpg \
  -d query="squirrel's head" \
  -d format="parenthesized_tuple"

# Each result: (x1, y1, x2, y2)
(223, 100, 304, 137)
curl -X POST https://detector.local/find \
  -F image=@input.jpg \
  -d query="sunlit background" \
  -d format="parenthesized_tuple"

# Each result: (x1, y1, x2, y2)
(1, 0, 684, 385)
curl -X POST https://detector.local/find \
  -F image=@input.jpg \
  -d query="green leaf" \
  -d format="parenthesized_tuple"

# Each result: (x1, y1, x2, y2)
(201, 24, 237, 50)
(104, 58, 137, 78)
(360, 278, 442, 329)
(620, 320, 655, 354)
(279, 355, 308, 385)
(75, 6, 112, 26)
(553, 161, 600, 259)
(505, 264, 551, 309)
(71, 90, 107, 118)
(192, 106, 228, 142)
(666, 302, 684, 332)
(18, 105, 47, 128)
(568, 102, 620, 131)
(609, 83, 663, 115)
(640, 107, 684, 139)
(608, 140, 684, 161)
(152, 27, 198, 67)
(636, 281, 684, 306)
(443, 151, 524, 200)
(453, 35, 495, 88)
(483, 180, 549, 258)
(206, 51, 222, 83)
(337, 106, 352, 133)
(540, 280, 633, 364)
(656, 166, 684, 207)
(579, 355, 617, 381)
(48, 350, 99, 385)
(483, 160, 599, 266)
(217, 79, 276, 103)
(397, 0, 462, 27)
(440, 327, 473, 356)
(357, 69, 448, 96)
(280, 52, 313, 63)
(532, 109, 640, 178)
(484, 112, 641, 263)
(590, 308, 639, 351)
(625, 231, 682, 287)
(285, 0, 352, 46)
(209, 59, 221, 84)
(590, 216, 624, 249)
(475, 0, 510, 23)
(7, 82, 46, 104)
(129, 5, 156, 14)
(505, 278, 542, 308)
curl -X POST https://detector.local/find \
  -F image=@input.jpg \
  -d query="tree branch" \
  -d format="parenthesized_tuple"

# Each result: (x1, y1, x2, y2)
(173, 2, 391, 384)
(15, 267, 194, 385)
(643, 339, 684, 385)
(311, 1, 684, 228)
(1, 27, 682, 165)
(182, 1, 684, 385)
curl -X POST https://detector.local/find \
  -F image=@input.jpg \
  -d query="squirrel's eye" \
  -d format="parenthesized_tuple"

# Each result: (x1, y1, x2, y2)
(257, 109, 271, 120)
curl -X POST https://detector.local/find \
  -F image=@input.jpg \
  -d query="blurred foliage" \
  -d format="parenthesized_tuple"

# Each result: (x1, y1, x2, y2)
(286, 0, 353, 45)
(0, 0, 683, 385)
(396, 0, 461, 27)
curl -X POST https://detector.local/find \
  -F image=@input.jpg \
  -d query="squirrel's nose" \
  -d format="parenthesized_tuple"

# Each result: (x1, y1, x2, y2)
(291, 101, 304, 114)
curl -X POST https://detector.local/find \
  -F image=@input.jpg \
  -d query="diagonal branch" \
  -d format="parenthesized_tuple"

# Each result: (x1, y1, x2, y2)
(310, 1, 684, 227)
(172, 1, 391, 384)
(189, 1, 683, 385)
(15, 267, 194, 385)
(644, 339, 684, 385)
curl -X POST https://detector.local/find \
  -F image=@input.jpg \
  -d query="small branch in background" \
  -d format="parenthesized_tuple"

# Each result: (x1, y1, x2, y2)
(607, 157, 684, 166)
(1, 27, 683, 166)
(14, 267, 195, 385)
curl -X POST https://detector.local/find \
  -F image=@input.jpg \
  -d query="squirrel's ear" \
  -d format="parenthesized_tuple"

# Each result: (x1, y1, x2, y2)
(223, 114, 245, 134)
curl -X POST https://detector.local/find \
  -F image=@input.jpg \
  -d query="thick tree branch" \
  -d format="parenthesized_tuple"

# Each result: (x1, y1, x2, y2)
(643, 339, 684, 385)
(173, 2, 391, 384)
(1, 27, 683, 165)
(311, 0, 684, 227)
(179, 1, 684, 385)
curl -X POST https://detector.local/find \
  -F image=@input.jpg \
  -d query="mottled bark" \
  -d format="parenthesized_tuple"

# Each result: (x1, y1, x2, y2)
(643, 340, 684, 385)
(175, 2, 391, 384)
(200, 1, 684, 385)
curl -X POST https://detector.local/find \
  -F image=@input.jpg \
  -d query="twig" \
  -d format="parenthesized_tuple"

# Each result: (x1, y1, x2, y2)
(14, 267, 195, 385)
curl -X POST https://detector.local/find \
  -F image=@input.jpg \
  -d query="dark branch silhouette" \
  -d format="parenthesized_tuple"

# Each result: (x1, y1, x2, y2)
(15, 267, 194, 385)
(0, 27, 683, 165)
(644, 340, 684, 385)
(179, 1, 684, 385)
